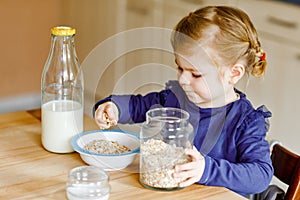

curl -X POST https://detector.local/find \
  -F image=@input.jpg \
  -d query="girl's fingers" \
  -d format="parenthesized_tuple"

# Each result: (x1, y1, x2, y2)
(175, 159, 197, 172)
(174, 148, 204, 172)
(105, 106, 118, 125)
(95, 108, 111, 129)
(95, 108, 104, 124)
(174, 165, 202, 187)
(95, 102, 118, 129)
(95, 113, 111, 129)
(175, 167, 199, 178)
(173, 147, 205, 187)
(185, 147, 204, 161)
(179, 176, 200, 187)
(102, 112, 117, 127)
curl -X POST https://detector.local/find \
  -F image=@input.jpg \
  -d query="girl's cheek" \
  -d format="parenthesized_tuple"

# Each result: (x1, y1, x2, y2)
(192, 82, 209, 98)
(191, 80, 202, 92)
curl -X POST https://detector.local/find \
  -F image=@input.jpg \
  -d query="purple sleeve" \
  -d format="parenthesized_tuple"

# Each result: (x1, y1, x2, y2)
(199, 113, 273, 196)
(93, 89, 178, 124)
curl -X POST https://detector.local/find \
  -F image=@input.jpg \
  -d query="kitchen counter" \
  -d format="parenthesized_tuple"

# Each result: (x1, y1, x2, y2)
(0, 110, 247, 200)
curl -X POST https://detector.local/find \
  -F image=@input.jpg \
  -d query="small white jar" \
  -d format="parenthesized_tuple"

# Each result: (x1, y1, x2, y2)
(66, 166, 110, 200)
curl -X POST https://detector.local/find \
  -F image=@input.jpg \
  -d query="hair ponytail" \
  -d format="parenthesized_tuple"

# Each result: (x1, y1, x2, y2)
(251, 51, 267, 77)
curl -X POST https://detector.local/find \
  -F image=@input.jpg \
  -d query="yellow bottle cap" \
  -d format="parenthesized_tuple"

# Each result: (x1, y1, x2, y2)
(51, 26, 76, 36)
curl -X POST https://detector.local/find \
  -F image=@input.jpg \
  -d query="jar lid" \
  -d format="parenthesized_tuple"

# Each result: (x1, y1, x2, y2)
(68, 166, 110, 185)
(66, 166, 110, 199)
(51, 26, 76, 36)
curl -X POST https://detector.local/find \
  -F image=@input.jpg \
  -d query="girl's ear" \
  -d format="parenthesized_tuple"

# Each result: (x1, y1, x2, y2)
(229, 64, 245, 85)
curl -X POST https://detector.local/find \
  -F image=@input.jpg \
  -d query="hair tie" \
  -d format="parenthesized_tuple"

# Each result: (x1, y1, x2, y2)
(260, 52, 266, 61)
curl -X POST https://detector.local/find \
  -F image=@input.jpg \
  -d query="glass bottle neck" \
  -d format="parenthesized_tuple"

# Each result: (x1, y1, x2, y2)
(42, 33, 83, 104)
(50, 35, 76, 59)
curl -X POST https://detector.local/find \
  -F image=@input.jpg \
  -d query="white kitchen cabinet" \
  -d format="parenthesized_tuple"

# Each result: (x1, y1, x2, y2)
(161, 0, 241, 67)
(116, 2, 158, 94)
(162, 0, 240, 28)
(90, 0, 300, 156)
(111, 0, 241, 96)
(238, 34, 300, 195)
(237, 36, 300, 154)
(118, 0, 300, 154)
(237, 0, 300, 154)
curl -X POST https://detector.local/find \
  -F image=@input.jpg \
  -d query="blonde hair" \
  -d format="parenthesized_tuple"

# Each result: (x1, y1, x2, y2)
(171, 6, 266, 78)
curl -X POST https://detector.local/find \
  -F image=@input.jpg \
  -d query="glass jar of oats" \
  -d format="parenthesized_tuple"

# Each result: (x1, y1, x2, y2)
(139, 107, 194, 191)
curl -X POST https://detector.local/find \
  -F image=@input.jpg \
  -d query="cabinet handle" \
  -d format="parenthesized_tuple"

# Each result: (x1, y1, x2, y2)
(267, 16, 297, 29)
(127, 5, 149, 15)
(180, 0, 204, 5)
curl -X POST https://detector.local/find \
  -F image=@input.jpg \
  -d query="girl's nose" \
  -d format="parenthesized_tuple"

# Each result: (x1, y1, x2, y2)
(178, 72, 190, 85)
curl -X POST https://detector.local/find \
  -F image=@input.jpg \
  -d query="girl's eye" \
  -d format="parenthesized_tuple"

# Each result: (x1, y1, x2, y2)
(192, 73, 202, 78)
(177, 66, 183, 73)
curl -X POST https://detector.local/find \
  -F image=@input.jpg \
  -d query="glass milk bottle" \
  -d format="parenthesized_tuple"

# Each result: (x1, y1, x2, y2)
(140, 107, 194, 191)
(41, 26, 84, 153)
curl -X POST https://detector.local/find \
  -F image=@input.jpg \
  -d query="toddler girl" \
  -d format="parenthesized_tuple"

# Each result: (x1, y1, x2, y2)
(94, 6, 273, 197)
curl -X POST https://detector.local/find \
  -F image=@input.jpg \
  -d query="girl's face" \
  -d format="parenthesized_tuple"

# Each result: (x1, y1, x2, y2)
(175, 47, 232, 108)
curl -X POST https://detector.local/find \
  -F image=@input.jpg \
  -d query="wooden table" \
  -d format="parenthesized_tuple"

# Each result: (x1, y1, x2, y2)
(0, 110, 247, 200)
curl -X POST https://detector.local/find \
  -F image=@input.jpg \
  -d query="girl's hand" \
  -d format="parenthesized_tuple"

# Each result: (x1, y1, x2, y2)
(173, 147, 206, 187)
(94, 101, 119, 129)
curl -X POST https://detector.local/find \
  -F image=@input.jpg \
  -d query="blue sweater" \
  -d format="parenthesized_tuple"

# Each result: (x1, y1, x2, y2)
(94, 80, 274, 196)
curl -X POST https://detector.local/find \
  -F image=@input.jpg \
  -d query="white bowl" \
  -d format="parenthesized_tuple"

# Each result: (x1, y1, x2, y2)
(71, 130, 140, 171)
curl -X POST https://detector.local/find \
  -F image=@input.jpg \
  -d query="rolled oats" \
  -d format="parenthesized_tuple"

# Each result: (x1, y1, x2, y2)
(84, 139, 130, 154)
(140, 139, 191, 189)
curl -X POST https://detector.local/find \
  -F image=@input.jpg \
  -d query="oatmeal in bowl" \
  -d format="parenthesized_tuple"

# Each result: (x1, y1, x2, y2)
(71, 130, 140, 171)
